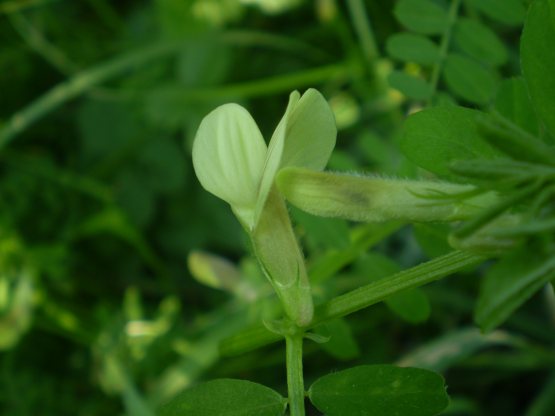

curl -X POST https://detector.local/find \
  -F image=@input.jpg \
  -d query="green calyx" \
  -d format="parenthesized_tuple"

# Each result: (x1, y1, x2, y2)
(276, 167, 497, 223)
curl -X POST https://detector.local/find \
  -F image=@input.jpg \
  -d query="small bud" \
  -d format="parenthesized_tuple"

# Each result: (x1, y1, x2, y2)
(187, 251, 241, 291)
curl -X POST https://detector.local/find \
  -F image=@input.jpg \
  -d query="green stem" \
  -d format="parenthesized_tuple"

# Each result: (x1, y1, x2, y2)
(220, 250, 485, 356)
(286, 332, 305, 416)
(150, 63, 353, 103)
(346, 0, 379, 68)
(0, 41, 183, 149)
(9, 12, 77, 74)
(310, 250, 483, 326)
(427, 0, 461, 105)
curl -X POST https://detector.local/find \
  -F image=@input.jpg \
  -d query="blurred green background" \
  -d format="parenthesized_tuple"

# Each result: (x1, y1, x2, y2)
(1, 0, 554, 415)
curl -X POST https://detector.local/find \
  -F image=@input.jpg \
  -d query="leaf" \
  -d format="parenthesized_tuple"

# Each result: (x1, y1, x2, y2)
(192, 103, 267, 228)
(466, 0, 526, 26)
(443, 54, 497, 104)
(453, 18, 508, 67)
(394, 0, 449, 35)
(290, 207, 351, 252)
(159, 379, 287, 416)
(313, 318, 361, 360)
(521, 0, 555, 140)
(475, 247, 555, 332)
(401, 105, 500, 179)
(387, 288, 431, 324)
(388, 71, 432, 100)
(413, 224, 452, 258)
(308, 365, 449, 416)
(386, 33, 440, 65)
(494, 77, 539, 136)
(355, 253, 431, 323)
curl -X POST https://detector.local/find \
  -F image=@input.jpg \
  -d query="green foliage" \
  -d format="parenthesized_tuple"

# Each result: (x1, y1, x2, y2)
(308, 365, 449, 416)
(1, 1, 555, 415)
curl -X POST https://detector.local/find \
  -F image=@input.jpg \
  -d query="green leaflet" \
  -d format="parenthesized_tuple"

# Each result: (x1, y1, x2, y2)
(443, 54, 497, 104)
(401, 106, 499, 179)
(394, 0, 448, 35)
(466, 0, 525, 26)
(159, 379, 287, 416)
(388, 70, 432, 100)
(453, 18, 508, 67)
(313, 318, 361, 361)
(355, 252, 431, 324)
(521, 0, 555, 141)
(386, 33, 440, 65)
(308, 365, 449, 416)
